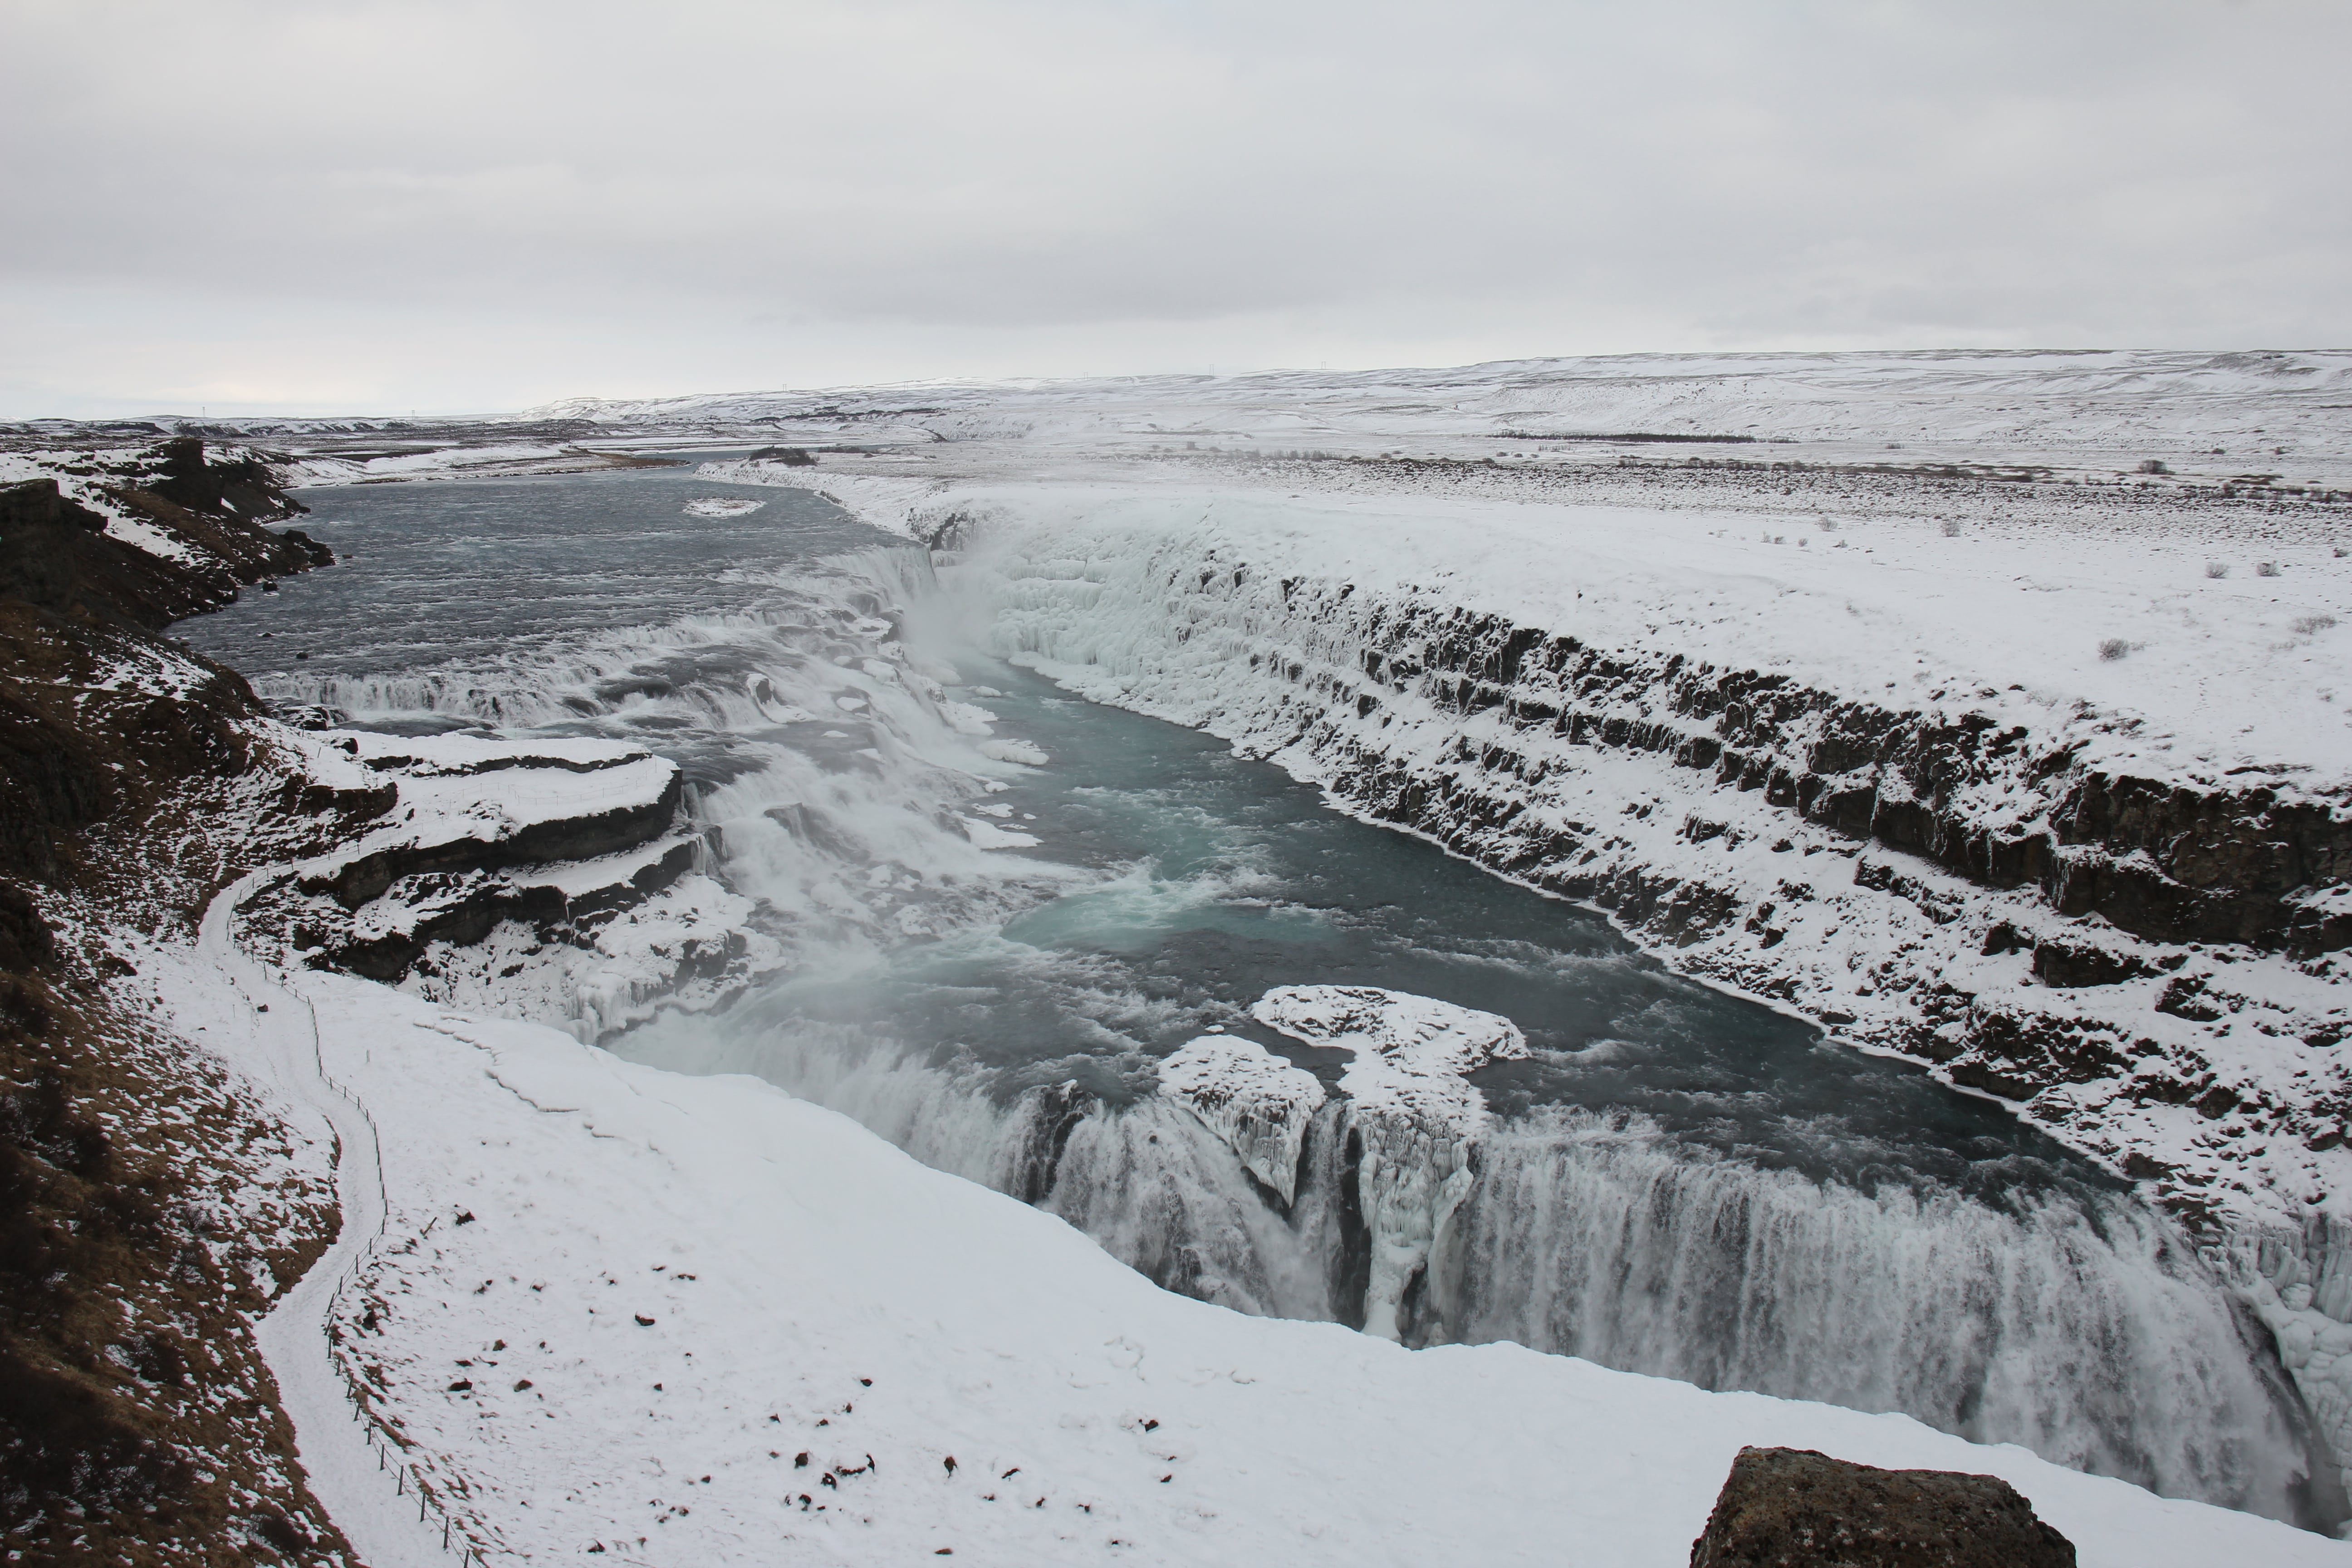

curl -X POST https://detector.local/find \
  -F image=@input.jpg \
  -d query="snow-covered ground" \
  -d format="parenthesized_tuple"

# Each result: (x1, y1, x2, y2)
(147, 934, 2348, 1566)
(558, 348, 2352, 493)
(281, 445, 681, 486)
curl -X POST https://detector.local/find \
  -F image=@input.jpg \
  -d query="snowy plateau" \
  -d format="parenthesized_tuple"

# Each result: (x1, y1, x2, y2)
(14, 350, 2352, 1565)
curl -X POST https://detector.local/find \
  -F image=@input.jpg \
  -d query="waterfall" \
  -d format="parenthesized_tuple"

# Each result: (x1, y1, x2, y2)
(1441, 1109, 2324, 1520)
(628, 1009, 2334, 1526)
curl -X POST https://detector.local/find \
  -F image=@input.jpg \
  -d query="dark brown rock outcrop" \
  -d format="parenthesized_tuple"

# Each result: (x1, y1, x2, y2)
(1689, 1446, 2075, 1568)
(0, 446, 377, 892)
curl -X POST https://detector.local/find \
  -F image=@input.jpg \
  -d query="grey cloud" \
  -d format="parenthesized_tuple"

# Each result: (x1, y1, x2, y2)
(2, 0, 2346, 415)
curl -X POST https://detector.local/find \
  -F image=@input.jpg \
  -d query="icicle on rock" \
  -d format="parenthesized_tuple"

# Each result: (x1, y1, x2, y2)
(1157, 1035, 1328, 1204)
(1251, 985, 1528, 1340)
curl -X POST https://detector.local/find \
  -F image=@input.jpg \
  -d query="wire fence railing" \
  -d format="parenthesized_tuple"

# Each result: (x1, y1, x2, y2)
(275, 962, 495, 1567)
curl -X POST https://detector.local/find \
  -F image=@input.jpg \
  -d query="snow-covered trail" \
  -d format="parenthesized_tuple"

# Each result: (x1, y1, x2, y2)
(196, 868, 455, 1568)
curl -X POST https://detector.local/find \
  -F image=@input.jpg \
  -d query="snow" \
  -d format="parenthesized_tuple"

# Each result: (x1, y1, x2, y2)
(1156, 1033, 1327, 1204)
(588, 350, 2352, 493)
(1251, 985, 1528, 1131)
(283, 444, 660, 486)
(144, 933, 2349, 1567)
(304, 730, 679, 853)
(978, 737, 1050, 766)
(960, 816, 1043, 850)
(682, 496, 766, 518)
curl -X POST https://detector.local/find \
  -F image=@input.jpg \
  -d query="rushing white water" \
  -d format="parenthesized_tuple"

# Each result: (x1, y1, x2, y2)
(1446, 1110, 2314, 1516)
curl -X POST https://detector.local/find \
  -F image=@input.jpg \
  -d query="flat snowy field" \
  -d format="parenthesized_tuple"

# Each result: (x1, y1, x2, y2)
(156, 950, 2345, 1567)
(737, 469, 2352, 793)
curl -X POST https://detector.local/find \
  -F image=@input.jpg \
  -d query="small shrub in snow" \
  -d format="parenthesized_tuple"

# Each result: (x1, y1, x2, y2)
(2257, 561, 2281, 577)
(2205, 562, 2230, 579)
(2138, 459, 2171, 475)
(1940, 519, 1962, 537)
(2098, 638, 2132, 662)
(2295, 615, 2338, 635)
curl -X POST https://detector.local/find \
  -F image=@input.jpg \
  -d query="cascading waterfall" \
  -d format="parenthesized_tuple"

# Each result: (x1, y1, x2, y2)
(251, 546, 1077, 981)
(1444, 1110, 2318, 1516)
(202, 473, 2340, 1530)
(631, 1008, 2331, 1524)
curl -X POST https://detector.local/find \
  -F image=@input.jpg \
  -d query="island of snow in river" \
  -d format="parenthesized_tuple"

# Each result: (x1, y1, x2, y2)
(1248, 985, 1529, 1340)
(1157, 1031, 1327, 1204)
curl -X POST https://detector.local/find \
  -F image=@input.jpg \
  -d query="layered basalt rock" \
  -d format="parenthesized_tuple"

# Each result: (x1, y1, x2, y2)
(220, 730, 766, 1042)
(1320, 600, 2349, 960)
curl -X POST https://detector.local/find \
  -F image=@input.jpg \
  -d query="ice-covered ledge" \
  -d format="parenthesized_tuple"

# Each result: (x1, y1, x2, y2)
(1158, 1031, 1326, 1204)
(1251, 985, 1529, 1340)
(236, 727, 770, 1039)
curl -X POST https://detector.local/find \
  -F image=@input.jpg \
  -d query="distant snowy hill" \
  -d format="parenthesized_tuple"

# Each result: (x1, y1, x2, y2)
(528, 348, 2352, 485)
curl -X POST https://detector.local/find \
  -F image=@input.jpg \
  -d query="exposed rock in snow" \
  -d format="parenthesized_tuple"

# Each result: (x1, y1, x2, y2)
(230, 728, 776, 1039)
(1689, 1446, 2077, 1568)
(1157, 1033, 1328, 1204)
(1253, 985, 1528, 1338)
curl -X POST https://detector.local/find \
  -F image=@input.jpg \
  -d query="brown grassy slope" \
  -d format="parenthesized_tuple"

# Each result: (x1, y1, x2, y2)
(0, 446, 392, 1564)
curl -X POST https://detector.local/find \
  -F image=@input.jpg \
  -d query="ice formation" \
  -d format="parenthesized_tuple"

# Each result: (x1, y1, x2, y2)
(682, 495, 765, 518)
(1252, 985, 1528, 1339)
(1156, 1032, 1328, 1203)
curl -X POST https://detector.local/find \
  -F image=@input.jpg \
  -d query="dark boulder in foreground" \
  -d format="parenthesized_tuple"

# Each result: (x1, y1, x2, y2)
(1690, 1446, 2075, 1567)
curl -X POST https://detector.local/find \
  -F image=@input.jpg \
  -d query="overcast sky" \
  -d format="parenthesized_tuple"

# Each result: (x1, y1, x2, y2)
(4, 0, 2345, 417)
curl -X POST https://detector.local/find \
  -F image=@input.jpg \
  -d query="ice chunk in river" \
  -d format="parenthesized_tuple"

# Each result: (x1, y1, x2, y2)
(979, 738, 1049, 765)
(1253, 985, 1528, 1341)
(1158, 1034, 1328, 1204)
(681, 495, 765, 518)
